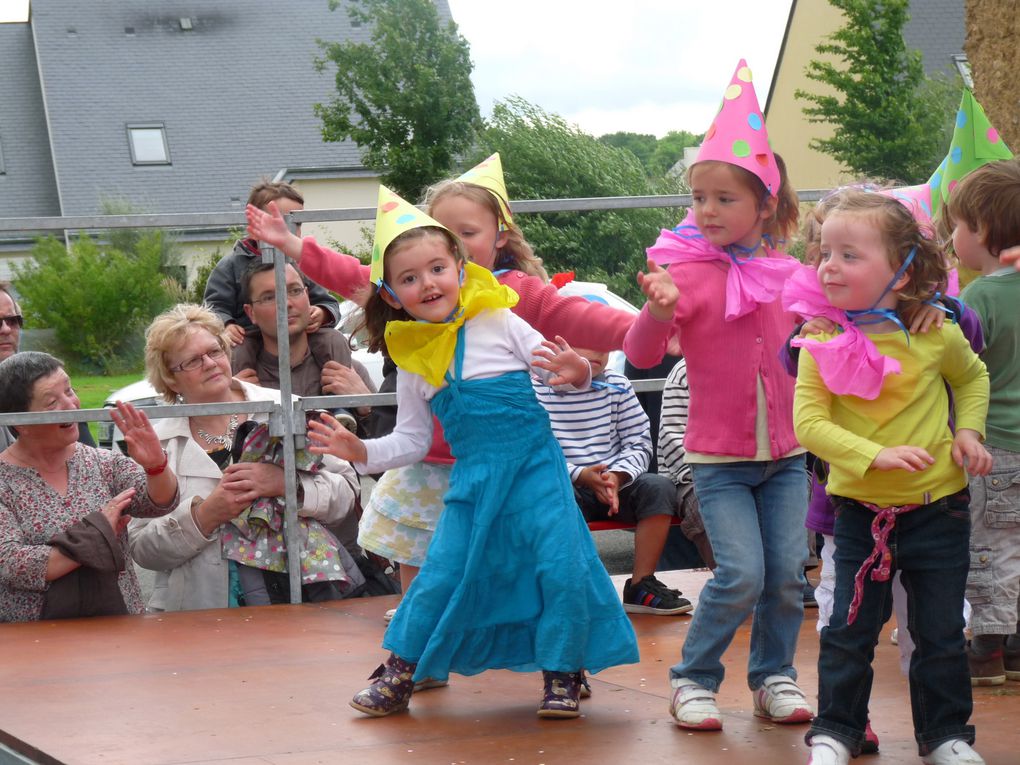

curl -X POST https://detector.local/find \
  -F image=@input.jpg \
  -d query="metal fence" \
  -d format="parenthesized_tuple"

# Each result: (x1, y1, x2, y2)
(0, 191, 826, 604)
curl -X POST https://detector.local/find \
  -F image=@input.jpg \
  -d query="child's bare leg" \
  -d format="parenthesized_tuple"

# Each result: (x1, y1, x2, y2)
(400, 563, 420, 594)
(633, 514, 672, 581)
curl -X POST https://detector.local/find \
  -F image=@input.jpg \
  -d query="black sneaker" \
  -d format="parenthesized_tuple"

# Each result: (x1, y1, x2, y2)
(622, 575, 693, 615)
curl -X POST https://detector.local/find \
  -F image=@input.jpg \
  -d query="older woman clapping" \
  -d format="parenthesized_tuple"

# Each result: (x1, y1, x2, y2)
(127, 304, 363, 611)
(0, 352, 178, 622)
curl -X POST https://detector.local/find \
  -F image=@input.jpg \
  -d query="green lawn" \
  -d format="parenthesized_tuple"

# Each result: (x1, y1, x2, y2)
(73, 372, 144, 440)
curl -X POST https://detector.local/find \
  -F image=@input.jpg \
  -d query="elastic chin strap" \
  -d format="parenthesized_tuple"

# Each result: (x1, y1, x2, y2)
(378, 280, 401, 307)
(724, 239, 762, 263)
(845, 246, 916, 341)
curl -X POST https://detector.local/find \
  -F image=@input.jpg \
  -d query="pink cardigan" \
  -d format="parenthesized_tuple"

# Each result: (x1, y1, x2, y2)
(298, 237, 672, 367)
(669, 258, 799, 459)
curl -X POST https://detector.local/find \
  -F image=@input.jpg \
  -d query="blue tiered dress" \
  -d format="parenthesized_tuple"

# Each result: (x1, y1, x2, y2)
(383, 325, 639, 682)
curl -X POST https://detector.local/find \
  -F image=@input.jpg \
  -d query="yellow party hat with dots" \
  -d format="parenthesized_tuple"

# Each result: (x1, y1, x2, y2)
(370, 185, 450, 285)
(457, 153, 513, 229)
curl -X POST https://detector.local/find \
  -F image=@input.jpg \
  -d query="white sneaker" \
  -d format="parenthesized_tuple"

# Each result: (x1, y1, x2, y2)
(669, 677, 722, 730)
(921, 739, 985, 765)
(807, 735, 851, 765)
(753, 675, 815, 723)
(383, 607, 396, 623)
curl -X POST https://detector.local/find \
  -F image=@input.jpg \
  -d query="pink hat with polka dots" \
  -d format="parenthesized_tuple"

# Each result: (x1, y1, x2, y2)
(693, 59, 780, 197)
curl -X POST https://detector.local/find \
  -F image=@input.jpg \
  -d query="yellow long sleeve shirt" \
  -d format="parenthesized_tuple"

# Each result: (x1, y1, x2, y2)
(794, 322, 989, 506)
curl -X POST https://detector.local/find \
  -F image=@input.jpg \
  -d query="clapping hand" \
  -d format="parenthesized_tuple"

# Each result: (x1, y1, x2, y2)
(99, 488, 136, 533)
(110, 401, 164, 472)
(636, 259, 679, 322)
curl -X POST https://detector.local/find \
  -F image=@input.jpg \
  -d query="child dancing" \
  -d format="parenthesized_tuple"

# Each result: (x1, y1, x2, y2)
(647, 59, 811, 731)
(793, 189, 991, 765)
(307, 188, 647, 719)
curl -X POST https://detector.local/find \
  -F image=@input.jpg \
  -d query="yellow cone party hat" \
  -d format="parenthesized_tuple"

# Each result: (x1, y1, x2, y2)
(370, 185, 451, 285)
(457, 153, 514, 229)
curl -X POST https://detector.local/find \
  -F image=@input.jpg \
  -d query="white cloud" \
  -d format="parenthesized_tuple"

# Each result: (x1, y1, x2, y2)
(448, 0, 793, 137)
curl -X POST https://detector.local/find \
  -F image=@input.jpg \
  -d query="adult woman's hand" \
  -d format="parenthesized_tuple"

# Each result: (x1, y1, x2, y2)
(220, 462, 286, 503)
(110, 400, 164, 471)
(194, 480, 251, 536)
(100, 488, 137, 535)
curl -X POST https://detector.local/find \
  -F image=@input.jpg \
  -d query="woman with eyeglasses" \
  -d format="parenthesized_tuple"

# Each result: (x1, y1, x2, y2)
(0, 351, 179, 622)
(126, 303, 363, 612)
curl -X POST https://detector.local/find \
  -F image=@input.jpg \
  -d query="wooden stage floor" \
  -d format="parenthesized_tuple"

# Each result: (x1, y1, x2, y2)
(1, 570, 1018, 765)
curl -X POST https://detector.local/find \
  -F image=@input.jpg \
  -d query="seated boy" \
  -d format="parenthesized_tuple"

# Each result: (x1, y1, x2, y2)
(533, 348, 692, 616)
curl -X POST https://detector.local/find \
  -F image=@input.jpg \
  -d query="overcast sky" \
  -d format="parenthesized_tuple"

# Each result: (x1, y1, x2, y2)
(447, 0, 794, 138)
(1, 0, 794, 138)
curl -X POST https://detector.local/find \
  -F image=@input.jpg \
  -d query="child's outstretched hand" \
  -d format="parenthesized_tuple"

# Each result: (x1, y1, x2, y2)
(1000, 246, 1020, 270)
(246, 202, 303, 261)
(952, 428, 993, 476)
(909, 303, 946, 334)
(636, 259, 679, 322)
(532, 336, 590, 388)
(870, 445, 935, 473)
(307, 412, 368, 464)
(799, 317, 838, 336)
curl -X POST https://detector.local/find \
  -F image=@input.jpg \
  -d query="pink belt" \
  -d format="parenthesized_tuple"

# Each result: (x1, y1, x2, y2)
(846, 500, 921, 625)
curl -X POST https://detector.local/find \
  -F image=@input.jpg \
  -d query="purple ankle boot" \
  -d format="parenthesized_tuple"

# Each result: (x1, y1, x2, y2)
(350, 653, 417, 717)
(537, 670, 583, 718)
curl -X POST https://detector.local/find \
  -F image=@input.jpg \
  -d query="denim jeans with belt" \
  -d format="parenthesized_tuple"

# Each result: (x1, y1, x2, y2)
(809, 491, 975, 756)
(670, 455, 808, 691)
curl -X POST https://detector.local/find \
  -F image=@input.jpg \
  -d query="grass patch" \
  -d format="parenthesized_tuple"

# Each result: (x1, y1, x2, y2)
(73, 372, 144, 440)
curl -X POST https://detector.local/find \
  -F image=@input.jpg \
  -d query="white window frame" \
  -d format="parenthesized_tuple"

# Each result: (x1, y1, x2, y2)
(127, 123, 171, 165)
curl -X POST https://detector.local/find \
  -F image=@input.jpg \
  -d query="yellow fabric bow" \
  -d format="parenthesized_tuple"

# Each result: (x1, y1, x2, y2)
(384, 261, 520, 387)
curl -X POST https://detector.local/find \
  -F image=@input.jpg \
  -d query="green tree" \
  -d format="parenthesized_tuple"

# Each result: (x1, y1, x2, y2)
(796, 0, 956, 183)
(14, 231, 181, 374)
(315, 0, 481, 201)
(598, 132, 658, 172)
(649, 130, 703, 177)
(476, 97, 679, 303)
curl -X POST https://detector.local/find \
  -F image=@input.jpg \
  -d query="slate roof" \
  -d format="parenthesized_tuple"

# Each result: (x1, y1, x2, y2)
(0, 22, 61, 217)
(903, 0, 966, 77)
(1, 0, 452, 219)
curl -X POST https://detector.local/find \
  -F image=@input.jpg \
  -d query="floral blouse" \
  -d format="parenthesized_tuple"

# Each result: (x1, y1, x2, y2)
(0, 443, 177, 622)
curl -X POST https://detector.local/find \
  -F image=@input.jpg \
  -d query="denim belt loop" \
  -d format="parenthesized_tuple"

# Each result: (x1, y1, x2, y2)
(846, 499, 924, 624)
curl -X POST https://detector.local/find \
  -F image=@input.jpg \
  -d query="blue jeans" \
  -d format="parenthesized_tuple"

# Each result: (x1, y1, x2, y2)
(809, 491, 974, 756)
(670, 455, 808, 691)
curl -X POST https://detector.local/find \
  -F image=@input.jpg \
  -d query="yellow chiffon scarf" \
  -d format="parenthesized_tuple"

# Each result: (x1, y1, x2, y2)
(384, 261, 520, 387)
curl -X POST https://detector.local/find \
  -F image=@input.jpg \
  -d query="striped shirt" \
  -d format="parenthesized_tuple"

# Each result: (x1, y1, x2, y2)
(533, 369, 651, 486)
(657, 358, 692, 486)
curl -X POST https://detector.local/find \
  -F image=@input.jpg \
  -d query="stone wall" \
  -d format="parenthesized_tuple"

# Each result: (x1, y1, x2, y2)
(965, 0, 1020, 150)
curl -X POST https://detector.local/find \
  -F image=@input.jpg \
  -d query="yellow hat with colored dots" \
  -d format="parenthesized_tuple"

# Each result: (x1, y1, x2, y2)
(370, 185, 451, 285)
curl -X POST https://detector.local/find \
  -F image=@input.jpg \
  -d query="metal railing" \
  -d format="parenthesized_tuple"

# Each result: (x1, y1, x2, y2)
(0, 190, 824, 604)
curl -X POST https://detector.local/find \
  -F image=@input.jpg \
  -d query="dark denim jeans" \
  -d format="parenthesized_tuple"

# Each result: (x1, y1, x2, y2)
(809, 491, 975, 756)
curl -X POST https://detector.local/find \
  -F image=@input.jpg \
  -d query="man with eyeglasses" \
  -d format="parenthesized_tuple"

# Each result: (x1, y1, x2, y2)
(232, 262, 375, 434)
(0, 282, 96, 451)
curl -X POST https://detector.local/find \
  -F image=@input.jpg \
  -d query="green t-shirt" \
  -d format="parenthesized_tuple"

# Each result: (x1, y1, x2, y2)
(961, 271, 1020, 451)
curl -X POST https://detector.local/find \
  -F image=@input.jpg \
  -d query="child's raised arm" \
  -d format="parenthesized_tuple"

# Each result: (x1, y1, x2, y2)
(246, 202, 304, 262)
(308, 412, 368, 464)
(531, 335, 591, 389)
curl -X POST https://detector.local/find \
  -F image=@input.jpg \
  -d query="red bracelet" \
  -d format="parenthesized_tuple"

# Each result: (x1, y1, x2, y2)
(144, 449, 169, 476)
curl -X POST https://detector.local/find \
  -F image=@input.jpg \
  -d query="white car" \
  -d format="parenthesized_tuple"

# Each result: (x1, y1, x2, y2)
(98, 284, 637, 448)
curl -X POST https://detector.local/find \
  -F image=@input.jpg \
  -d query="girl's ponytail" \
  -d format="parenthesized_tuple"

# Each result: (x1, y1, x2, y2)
(765, 153, 800, 246)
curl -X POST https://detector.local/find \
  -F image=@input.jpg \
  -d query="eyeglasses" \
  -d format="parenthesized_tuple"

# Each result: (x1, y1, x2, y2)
(170, 346, 227, 373)
(0, 315, 23, 329)
(250, 285, 307, 306)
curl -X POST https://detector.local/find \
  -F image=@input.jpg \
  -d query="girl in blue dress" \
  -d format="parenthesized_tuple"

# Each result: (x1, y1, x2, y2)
(307, 187, 649, 718)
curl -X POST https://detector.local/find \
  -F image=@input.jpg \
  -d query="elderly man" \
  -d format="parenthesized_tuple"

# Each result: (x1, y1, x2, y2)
(0, 284, 98, 451)
(232, 262, 375, 434)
